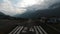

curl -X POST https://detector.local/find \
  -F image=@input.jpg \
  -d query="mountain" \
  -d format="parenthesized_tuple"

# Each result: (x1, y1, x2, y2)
(0, 12, 6, 18)
(0, 12, 13, 19)
(14, 3, 60, 18)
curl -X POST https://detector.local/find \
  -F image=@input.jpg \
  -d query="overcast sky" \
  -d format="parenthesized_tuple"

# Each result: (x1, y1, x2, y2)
(0, 0, 60, 16)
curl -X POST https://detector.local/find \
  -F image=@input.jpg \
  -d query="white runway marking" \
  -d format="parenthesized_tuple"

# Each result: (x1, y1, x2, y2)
(36, 26, 43, 34)
(17, 26, 24, 34)
(9, 25, 47, 34)
(9, 26, 19, 34)
(39, 26, 47, 34)
(34, 26, 39, 34)
(13, 26, 22, 34)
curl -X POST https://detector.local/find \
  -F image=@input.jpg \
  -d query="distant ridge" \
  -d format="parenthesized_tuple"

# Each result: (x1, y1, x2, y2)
(14, 6, 60, 18)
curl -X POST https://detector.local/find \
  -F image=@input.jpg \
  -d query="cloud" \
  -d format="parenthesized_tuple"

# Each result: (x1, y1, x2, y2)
(15, 0, 60, 12)
(26, 0, 60, 11)
(16, 0, 43, 8)
(0, 0, 60, 16)
(0, 0, 26, 16)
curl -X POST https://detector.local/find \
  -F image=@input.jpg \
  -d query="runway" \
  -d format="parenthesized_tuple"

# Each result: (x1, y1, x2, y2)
(9, 25, 47, 34)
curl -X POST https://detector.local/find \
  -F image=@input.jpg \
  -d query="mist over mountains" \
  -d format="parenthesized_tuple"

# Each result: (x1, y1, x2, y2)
(14, 3, 60, 18)
(0, 12, 11, 19)
(0, 0, 60, 16)
(0, 1, 60, 19)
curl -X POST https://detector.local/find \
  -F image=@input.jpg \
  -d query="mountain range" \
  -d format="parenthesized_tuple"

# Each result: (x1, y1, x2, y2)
(15, 3, 60, 18)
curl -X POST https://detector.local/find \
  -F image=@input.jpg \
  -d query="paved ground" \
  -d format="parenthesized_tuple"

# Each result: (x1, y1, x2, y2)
(0, 19, 60, 34)
(9, 25, 47, 34)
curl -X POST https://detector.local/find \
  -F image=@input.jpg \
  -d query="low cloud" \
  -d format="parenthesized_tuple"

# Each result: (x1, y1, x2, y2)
(0, 0, 60, 16)
(26, 0, 60, 11)
(0, 0, 26, 16)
